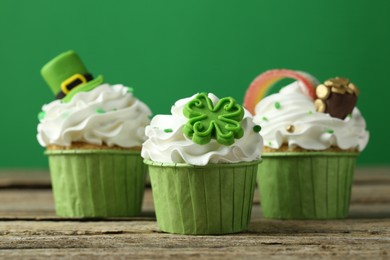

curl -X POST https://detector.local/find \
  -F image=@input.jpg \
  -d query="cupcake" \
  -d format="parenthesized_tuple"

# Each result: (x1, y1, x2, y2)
(37, 50, 152, 218)
(244, 69, 369, 219)
(142, 92, 263, 234)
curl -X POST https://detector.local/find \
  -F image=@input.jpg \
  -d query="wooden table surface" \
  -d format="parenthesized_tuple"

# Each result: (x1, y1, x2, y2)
(0, 168, 389, 259)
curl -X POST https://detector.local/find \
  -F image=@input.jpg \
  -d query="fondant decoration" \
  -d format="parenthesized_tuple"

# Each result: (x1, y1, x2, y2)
(244, 69, 319, 115)
(183, 93, 244, 145)
(314, 77, 358, 119)
(41, 50, 103, 102)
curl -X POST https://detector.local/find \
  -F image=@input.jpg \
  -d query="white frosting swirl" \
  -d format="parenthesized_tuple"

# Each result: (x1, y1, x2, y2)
(37, 84, 152, 148)
(141, 93, 263, 166)
(253, 82, 369, 151)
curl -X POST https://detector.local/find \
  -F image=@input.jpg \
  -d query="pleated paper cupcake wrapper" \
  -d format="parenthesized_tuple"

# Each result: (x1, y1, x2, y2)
(46, 149, 147, 218)
(145, 160, 260, 235)
(257, 152, 358, 220)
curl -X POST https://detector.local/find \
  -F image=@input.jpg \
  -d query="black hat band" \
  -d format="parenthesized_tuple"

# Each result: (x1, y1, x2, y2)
(56, 73, 93, 99)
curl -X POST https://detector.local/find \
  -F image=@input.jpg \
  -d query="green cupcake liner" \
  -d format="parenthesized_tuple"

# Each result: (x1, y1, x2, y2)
(46, 149, 146, 218)
(145, 160, 259, 235)
(257, 152, 358, 220)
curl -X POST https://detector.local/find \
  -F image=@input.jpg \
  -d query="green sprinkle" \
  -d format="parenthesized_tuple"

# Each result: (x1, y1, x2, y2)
(308, 110, 313, 115)
(96, 108, 106, 114)
(347, 114, 352, 118)
(274, 102, 281, 110)
(164, 128, 173, 133)
(38, 111, 45, 120)
(253, 125, 261, 133)
(268, 141, 272, 146)
(326, 129, 334, 134)
(113, 108, 117, 111)
(262, 116, 268, 121)
(126, 87, 134, 93)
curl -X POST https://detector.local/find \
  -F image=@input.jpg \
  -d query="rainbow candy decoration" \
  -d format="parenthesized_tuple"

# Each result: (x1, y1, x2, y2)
(244, 69, 319, 115)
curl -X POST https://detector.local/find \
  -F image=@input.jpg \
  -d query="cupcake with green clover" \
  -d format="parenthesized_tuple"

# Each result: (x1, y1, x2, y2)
(142, 92, 263, 235)
(37, 50, 151, 218)
(244, 69, 369, 219)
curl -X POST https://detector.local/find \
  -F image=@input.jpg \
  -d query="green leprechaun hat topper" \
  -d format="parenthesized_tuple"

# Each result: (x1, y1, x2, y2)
(41, 50, 104, 102)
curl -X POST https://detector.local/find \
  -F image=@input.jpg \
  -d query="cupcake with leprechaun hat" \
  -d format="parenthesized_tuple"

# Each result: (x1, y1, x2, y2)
(37, 50, 151, 218)
(244, 69, 369, 219)
(142, 92, 263, 235)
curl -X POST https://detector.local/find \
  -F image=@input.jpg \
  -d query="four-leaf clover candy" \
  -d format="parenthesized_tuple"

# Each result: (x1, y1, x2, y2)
(182, 93, 245, 145)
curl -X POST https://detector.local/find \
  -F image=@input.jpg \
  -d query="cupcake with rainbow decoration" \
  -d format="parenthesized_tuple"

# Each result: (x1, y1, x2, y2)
(244, 69, 369, 219)
(142, 92, 263, 234)
(37, 50, 151, 218)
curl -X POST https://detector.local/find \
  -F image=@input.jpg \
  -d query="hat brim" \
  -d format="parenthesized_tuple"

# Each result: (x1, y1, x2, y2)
(62, 75, 104, 102)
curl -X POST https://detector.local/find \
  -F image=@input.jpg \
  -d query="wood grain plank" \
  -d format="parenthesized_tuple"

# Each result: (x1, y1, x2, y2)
(354, 167, 390, 184)
(0, 219, 389, 259)
(0, 169, 50, 187)
(0, 189, 155, 219)
(0, 188, 389, 220)
(351, 185, 390, 203)
(0, 167, 388, 258)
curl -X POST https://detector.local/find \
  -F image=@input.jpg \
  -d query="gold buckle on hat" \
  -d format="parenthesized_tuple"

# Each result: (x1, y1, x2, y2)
(61, 74, 87, 94)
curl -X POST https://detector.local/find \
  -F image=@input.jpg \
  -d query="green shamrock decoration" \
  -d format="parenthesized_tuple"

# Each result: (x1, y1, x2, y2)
(182, 93, 244, 145)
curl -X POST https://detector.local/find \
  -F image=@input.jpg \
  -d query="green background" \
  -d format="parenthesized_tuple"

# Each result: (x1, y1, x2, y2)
(0, 0, 388, 168)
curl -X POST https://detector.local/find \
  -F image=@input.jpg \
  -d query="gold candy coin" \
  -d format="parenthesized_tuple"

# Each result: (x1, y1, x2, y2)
(331, 87, 346, 94)
(338, 77, 349, 84)
(324, 80, 334, 87)
(333, 77, 349, 87)
(346, 87, 354, 94)
(314, 99, 326, 112)
(316, 84, 330, 99)
(347, 83, 359, 96)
